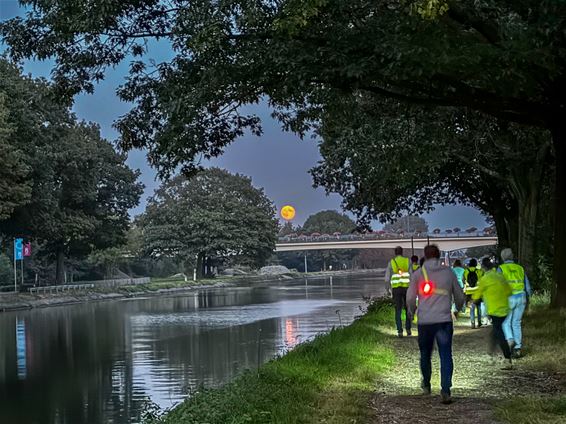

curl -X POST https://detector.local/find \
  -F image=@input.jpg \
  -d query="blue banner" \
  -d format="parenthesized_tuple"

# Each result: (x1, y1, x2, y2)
(14, 238, 23, 261)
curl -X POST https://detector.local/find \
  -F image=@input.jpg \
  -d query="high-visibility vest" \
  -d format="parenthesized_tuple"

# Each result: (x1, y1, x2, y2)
(412, 263, 420, 271)
(390, 256, 410, 288)
(499, 263, 526, 295)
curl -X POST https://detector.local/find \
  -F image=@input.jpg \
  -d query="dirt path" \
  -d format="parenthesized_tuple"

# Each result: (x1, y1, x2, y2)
(369, 318, 565, 423)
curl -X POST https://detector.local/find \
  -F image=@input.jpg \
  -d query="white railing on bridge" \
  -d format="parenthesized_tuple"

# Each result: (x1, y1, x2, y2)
(275, 236, 498, 252)
(278, 233, 492, 243)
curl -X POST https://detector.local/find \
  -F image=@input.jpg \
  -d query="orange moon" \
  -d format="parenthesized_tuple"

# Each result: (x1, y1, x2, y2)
(280, 205, 296, 221)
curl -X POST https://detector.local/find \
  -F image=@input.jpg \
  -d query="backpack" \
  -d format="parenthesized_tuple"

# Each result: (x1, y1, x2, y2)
(467, 269, 478, 288)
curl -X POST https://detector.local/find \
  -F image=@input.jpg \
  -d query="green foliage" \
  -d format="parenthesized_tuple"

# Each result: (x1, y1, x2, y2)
(410, 0, 449, 19)
(534, 255, 554, 293)
(466, 245, 497, 259)
(383, 215, 428, 234)
(311, 95, 552, 278)
(140, 168, 278, 269)
(3, 1, 564, 175)
(302, 209, 356, 234)
(0, 253, 12, 285)
(159, 303, 394, 424)
(496, 305, 566, 423)
(0, 59, 143, 283)
(0, 92, 31, 220)
(2, 1, 564, 298)
(279, 210, 358, 271)
(278, 221, 296, 236)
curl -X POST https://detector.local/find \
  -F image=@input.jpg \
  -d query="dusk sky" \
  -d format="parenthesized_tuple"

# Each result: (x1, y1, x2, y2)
(1, 1, 488, 230)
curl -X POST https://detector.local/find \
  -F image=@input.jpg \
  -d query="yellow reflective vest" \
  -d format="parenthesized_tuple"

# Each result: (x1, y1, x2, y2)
(412, 263, 420, 272)
(390, 256, 410, 288)
(499, 262, 526, 295)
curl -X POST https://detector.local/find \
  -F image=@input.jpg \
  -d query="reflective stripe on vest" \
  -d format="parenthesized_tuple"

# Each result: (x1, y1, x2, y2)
(500, 263, 525, 295)
(390, 257, 410, 288)
(412, 264, 420, 271)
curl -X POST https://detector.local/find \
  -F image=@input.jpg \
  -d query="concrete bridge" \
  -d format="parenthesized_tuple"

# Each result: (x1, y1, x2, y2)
(275, 236, 497, 253)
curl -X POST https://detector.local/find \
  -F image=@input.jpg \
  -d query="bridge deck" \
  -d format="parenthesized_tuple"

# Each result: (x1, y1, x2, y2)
(275, 236, 497, 252)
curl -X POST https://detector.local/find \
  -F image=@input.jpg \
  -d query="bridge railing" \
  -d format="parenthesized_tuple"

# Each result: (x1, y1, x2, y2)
(277, 232, 492, 243)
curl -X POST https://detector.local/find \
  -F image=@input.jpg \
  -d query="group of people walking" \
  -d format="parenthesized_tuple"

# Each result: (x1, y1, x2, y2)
(385, 245, 530, 404)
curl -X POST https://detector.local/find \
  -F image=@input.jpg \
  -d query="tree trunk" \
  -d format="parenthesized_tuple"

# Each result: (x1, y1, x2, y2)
(55, 247, 65, 285)
(196, 252, 205, 279)
(516, 195, 538, 277)
(498, 214, 519, 255)
(552, 126, 566, 307)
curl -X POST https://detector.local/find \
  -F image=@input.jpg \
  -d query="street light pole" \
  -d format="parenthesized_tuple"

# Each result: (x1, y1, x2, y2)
(304, 253, 308, 274)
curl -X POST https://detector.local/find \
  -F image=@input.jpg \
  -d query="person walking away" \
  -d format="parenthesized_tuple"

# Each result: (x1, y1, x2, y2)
(499, 248, 532, 358)
(411, 255, 420, 272)
(452, 260, 466, 317)
(464, 259, 484, 328)
(473, 258, 513, 369)
(385, 246, 412, 337)
(407, 245, 465, 404)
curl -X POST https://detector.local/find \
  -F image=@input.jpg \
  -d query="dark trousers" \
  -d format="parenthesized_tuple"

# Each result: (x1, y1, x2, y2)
(392, 287, 411, 334)
(418, 322, 454, 395)
(489, 315, 512, 359)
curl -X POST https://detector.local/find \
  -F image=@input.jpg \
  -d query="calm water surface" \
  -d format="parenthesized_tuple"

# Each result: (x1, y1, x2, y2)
(0, 273, 385, 424)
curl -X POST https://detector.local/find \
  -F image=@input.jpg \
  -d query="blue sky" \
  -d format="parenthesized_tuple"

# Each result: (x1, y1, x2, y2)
(0, 1, 488, 230)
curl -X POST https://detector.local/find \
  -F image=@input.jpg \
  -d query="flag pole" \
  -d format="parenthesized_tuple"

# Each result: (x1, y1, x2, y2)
(14, 239, 17, 293)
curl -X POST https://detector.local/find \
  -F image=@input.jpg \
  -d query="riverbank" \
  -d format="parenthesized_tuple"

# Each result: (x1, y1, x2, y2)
(0, 269, 384, 313)
(157, 298, 566, 424)
(156, 298, 395, 424)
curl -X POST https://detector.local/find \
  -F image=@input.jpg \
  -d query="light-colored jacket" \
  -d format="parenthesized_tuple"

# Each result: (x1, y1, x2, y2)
(407, 259, 465, 325)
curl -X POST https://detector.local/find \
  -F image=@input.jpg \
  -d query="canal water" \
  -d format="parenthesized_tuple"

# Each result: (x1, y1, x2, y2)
(0, 273, 385, 424)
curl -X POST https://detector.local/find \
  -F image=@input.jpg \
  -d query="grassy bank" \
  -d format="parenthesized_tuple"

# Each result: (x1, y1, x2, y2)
(495, 302, 566, 424)
(157, 300, 395, 424)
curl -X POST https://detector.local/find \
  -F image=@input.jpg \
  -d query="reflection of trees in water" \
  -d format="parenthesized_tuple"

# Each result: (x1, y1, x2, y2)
(0, 279, 377, 424)
(140, 315, 280, 390)
(0, 304, 150, 424)
(0, 288, 283, 424)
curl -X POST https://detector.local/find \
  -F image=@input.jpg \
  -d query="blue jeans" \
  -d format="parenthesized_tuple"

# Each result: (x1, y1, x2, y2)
(503, 294, 527, 348)
(418, 322, 454, 395)
(470, 300, 482, 326)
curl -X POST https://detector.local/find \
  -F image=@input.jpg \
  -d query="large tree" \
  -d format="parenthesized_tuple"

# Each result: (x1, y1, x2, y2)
(279, 210, 357, 271)
(302, 210, 357, 235)
(0, 93, 31, 220)
(3, 1, 565, 301)
(139, 168, 278, 276)
(384, 216, 429, 235)
(0, 60, 143, 283)
(312, 96, 554, 276)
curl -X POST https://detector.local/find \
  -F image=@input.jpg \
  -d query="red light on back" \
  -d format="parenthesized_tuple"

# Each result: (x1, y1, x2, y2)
(419, 280, 435, 296)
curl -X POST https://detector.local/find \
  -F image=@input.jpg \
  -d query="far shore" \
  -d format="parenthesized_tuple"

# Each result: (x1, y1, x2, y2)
(0, 268, 385, 314)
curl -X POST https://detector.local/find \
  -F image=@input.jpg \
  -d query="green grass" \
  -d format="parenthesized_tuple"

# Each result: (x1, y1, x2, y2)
(496, 302, 566, 423)
(158, 299, 395, 424)
(497, 397, 566, 424)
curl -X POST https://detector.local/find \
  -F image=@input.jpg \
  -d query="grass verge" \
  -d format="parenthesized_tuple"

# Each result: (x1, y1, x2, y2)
(155, 299, 395, 424)
(495, 302, 566, 423)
